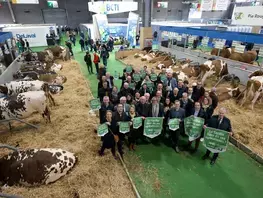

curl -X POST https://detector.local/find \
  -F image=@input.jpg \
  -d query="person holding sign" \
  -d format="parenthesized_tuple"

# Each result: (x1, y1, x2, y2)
(157, 69, 167, 85)
(99, 96, 114, 123)
(202, 107, 233, 165)
(113, 104, 130, 150)
(98, 110, 122, 159)
(127, 105, 140, 151)
(186, 102, 206, 153)
(168, 100, 185, 153)
(166, 72, 178, 95)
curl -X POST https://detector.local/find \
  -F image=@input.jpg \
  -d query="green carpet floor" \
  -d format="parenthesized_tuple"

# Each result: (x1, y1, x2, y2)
(32, 39, 263, 198)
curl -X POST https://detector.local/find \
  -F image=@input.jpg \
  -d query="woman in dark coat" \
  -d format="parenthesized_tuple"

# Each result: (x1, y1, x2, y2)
(98, 110, 122, 159)
(127, 105, 141, 151)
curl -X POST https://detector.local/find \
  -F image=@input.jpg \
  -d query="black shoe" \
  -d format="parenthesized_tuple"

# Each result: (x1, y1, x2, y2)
(190, 148, 197, 154)
(183, 144, 191, 151)
(202, 155, 209, 160)
(173, 146, 180, 153)
(210, 160, 216, 165)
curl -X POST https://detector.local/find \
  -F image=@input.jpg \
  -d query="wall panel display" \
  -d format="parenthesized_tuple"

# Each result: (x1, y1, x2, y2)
(232, 6, 263, 26)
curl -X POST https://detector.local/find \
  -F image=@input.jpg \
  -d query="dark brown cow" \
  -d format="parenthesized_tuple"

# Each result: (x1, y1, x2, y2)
(0, 148, 77, 186)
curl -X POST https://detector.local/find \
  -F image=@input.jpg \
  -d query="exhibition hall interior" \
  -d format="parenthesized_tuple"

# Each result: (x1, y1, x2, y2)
(1, 0, 263, 198)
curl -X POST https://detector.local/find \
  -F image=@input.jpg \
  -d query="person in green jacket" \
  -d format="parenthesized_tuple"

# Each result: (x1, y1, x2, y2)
(16, 39, 23, 54)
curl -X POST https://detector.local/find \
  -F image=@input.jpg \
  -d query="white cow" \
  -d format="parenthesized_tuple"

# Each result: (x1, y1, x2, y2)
(0, 91, 50, 122)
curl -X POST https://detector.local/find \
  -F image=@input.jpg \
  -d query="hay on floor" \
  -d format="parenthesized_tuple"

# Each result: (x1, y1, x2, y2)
(0, 60, 135, 198)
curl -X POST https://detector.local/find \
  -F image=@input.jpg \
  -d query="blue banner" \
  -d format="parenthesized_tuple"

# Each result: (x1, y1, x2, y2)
(126, 12, 139, 46)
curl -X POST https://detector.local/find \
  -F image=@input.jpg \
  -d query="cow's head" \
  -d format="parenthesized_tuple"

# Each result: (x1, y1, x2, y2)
(0, 85, 8, 95)
(249, 70, 263, 78)
(232, 87, 241, 98)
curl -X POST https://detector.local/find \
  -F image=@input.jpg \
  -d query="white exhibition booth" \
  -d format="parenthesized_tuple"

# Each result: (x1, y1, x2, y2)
(2, 24, 58, 47)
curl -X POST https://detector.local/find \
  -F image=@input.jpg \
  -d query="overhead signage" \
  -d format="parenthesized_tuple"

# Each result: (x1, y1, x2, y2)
(232, 6, 263, 26)
(11, 0, 39, 4)
(47, 0, 58, 8)
(88, 1, 138, 14)
(213, 0, 229, 11)
(157, 2, 168, 8)
(200, 0, 213, 11)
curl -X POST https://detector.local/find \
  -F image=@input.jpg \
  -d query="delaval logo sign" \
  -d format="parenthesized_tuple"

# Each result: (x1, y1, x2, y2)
(88, 1, 138, 14)
(232, 6, 263, 26)
(16, 33, 36, 39)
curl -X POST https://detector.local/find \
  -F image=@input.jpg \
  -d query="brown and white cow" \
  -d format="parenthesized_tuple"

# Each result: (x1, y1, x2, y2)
(157, 56, 176, 70)
(0, 148, 77, 186)
(240, 73, 263, 110)
(0, 91, 51, 122)
(214, 87, 241, 102)
(200, 60, 228, 85)
(46, 46, 70, 61)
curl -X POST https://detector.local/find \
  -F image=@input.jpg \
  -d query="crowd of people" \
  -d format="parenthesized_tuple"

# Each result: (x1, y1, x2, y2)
(96, 66, 233, 165)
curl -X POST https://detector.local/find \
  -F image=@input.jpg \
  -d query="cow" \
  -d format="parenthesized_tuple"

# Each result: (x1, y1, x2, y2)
(0, 80, 55, 106)
(46, 46, 70, 61)
(214, 87, 241, 102)
(52, 75, 67, 85)
(0, 148, 77, 186)
(48, 84, 64, 94)
(49, 63, 63, 72)
(157, 56, 176, 70)
(13, 69, 57, 81)
(211, 47, 232, 58)
(229, 51, 257, 64)
(0, 91, 51, 123)
(240, 74, 263, 110)
(199, 60, 228, 85)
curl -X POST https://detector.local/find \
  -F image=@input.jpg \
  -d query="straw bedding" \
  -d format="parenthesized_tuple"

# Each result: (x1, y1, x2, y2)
(0, 60, 134, 198)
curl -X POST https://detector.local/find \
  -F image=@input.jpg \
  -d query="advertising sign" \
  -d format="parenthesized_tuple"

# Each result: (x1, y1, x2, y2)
(88, 1, 138, 14)
(143, 117, 163, 138)
(3, 26, 49, 47)
(119, 122, 130, 134)
(232, 6, 263, 26)
(133, 117, 143, 129)
(203, 127, 229, 153)
(168, 118, 180, 131)
(126, 12, 139, 46)
(93, 14, 109, 42)
(200, 0, 213, 11)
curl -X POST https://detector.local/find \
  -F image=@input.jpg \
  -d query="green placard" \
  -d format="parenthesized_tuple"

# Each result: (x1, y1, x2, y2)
(184, 116, 205, 141)
(126, 66, 133, 73)
(143, 117, 163, 138)
(159, 74, 167, 82)
(133, 117, 143, 129)
(146, 81, 154, 90)
(133, 73, 141, 82)
(140, 70, 147, 79)
(168, 118, 180, 131)
(119, 121, 130, 134)
(97, 123, 108, 137)
(129, 82, 135, 90)
(150, 73, 158, 82)
(203, 127, 229, 153)
(89, 98, 101, 110)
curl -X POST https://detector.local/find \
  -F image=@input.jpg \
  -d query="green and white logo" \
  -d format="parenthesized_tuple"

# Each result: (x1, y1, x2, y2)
(234, 12, 244, 20)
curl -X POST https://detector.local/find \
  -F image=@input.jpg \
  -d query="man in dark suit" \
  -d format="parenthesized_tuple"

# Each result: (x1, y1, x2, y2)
(192, 81, 205, 102)
(99, 96, 114, 123)
(179, 93, 194, 117)
(106, 72, 114, 91)
(168, 100, 185, 153)
(186, 102, 206, 153)
(202, 107, 233, 165)
(119, 82, 133, 97)
(148, 97, 164, 117)
(136, 96, 150, 118)
(98, 82, 111, 102)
